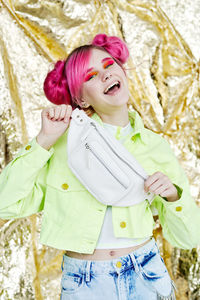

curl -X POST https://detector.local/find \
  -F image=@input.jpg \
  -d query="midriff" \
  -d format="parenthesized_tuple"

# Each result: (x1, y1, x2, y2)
(64, 238, 151, 261)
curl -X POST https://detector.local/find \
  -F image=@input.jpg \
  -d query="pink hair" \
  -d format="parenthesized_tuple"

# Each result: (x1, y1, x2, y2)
(43, 34, 129, 109)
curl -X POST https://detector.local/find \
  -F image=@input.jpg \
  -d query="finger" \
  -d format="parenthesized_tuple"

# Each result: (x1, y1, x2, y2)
(160, 185, 178, 198)
(149, 176, 169, 192)
(149, 182, 163, 193)
(58, 104, 68, 121)
(48, 107, 55, 119)
(144, 174, 159, 192)
(144, 172, 165, 190)
(153, 183, 171, 195)
(159, 188, 171, 198)
(64, 105, 72, 122)
(64, 105, 72, 123)
(53, 106, 62, 120)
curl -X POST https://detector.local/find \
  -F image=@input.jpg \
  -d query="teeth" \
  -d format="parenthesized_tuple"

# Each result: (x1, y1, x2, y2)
(104, 81, 119, 94)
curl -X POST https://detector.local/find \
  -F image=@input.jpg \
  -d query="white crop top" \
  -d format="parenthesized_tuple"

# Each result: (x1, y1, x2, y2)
(95, 120, 150, 249)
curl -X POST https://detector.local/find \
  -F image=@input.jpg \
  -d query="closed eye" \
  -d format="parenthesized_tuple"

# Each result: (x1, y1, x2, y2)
(104, 59, 114, 69)
(85, 71, 98, 82)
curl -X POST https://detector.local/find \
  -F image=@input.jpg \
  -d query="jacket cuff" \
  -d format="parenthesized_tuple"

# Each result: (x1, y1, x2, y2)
(157, 184, 188, 215)
(11, 137, 54, 168)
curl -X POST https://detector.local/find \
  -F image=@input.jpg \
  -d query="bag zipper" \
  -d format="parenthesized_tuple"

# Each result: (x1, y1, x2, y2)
(85, 143, 127, 189)
(90, 122, 146, 180)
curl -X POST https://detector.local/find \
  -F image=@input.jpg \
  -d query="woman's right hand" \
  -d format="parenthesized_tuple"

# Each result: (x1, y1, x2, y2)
(36, 104, 72, 150)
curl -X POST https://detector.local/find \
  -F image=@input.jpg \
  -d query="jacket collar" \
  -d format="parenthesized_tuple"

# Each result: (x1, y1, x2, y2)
(91, 109, 148, 144)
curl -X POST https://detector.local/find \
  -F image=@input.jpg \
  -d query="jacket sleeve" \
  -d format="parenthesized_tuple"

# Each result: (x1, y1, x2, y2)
(0, 137, 54, 219)
(150, 137, 200, 250)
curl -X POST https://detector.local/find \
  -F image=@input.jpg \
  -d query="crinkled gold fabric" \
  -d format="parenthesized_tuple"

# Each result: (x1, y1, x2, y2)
(0, 0, 200, 299)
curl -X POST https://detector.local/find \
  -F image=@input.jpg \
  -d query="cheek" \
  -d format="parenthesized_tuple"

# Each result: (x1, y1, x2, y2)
(82, 84, 91, 97)
(84, 81, 100, 95)
(81, 84, 98, 104)
(84, 86, 94, 99)
(121, 72, 128, 86)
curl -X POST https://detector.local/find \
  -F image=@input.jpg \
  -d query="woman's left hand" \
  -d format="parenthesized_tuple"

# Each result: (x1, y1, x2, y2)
(144, 171, 179, 202)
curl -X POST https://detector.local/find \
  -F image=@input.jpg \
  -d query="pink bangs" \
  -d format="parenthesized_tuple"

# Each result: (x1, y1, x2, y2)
(65, 46, 93, 105)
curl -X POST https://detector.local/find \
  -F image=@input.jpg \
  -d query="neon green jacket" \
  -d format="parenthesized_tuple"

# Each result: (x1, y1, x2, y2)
(0, 110, 200, 253)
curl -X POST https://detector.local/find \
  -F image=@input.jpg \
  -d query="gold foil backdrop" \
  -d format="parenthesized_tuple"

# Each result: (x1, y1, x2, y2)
(0, 0, 200, 299)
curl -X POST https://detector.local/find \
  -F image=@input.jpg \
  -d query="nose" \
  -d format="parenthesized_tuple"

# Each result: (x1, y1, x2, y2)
(102, 71, 112, 82)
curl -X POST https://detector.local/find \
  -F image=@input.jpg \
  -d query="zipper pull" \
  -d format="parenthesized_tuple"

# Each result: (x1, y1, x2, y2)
(85, 143, 91, 169)
(90, 122, 97, 129)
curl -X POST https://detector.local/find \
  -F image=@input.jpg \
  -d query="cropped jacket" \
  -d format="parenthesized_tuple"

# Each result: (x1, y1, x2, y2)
(0, 110, 200, 253)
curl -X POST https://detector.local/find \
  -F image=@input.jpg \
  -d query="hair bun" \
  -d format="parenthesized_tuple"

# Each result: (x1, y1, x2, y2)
(92, 34, 108, 47)
(43, 60, 71, 105)
(92, 33, 129, 64)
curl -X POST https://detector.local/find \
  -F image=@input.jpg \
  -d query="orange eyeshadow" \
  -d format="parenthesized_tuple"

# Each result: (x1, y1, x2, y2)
(85, 71, 98, 81)
(103, 59, 114, 68)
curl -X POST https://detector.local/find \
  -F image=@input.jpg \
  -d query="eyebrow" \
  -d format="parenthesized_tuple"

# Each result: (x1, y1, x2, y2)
(86, 57, 112, 73)
(101, 57, 111, 63)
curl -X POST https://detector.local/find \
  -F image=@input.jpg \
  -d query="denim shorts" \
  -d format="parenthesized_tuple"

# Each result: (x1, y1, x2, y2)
(60, 238, 176, 300)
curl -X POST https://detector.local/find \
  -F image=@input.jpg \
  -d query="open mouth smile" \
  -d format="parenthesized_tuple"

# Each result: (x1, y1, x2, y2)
(103, 81, 121, 96)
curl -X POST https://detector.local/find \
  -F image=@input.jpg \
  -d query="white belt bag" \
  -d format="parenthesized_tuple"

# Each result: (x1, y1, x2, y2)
(67, 108, 154, 207)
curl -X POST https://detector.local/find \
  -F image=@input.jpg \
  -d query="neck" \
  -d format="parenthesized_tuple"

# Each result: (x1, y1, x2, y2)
(95, 105, 129, 127)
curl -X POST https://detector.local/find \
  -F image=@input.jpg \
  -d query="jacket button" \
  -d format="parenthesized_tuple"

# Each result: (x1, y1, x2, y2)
(61, 183, 69, 190)
(25, 145, 31, 150)
(120, 221, 126, 228)
(116, 261, 122, 268)
(176, 206, 182, 212)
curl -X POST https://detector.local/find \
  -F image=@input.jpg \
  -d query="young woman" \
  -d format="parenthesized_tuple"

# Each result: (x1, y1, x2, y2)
(1, 33, 200, 300)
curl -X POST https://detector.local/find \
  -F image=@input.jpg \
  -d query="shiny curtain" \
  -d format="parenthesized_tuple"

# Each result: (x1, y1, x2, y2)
(0, 0, 200, 299)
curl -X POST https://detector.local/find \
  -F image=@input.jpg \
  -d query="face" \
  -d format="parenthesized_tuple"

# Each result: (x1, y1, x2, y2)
(81, 48, 129, 114)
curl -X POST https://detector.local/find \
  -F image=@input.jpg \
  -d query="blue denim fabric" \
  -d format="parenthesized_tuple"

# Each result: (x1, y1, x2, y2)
(60, 238, 176, 300)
